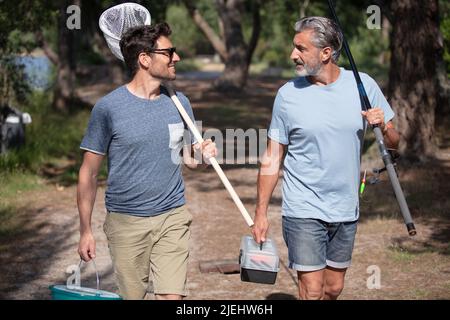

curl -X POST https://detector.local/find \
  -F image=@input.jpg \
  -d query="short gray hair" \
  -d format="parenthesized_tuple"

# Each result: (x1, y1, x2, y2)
(294, 16, 343, 62)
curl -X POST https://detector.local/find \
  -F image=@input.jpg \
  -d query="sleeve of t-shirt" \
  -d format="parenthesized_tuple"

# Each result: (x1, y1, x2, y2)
(362, 73, 395, 123)
(177, 92, 198, 145)
(268, 91, 289, 145)
(79, 102, 112, 155)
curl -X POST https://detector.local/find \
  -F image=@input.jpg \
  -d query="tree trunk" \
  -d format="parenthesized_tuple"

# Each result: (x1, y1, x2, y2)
(214, 0, 249, 91)
(215, 0, 260, 92)
(183, 0, 228, 61)
(387, 0, 441, 161)
(82, 0, 126, 84)
(183, 0, 261, 92)
(53, 0, 76, 112)
(93, 32, 126, 84)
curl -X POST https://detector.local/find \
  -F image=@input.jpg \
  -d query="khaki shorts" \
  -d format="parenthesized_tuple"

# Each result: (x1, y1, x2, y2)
(103, 205, 192, 299)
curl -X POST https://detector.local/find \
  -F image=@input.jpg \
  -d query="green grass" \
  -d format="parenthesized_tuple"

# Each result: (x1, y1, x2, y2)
(0, 90, 94, 237)
(0, 206, 22, 240)
(0, 172, 42, 243)
(388, 245, 416, 263)
(0, 91, 90, 173)
(445, 282, 450, 292)
(0, 90, 110, 190)
(0, 172, 42, 200)
(410, 288, 429, 299)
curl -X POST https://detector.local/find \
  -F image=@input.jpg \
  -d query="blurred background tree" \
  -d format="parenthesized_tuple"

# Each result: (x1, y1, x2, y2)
(387, 0, 445, 160)
(0, 0, 53, 107)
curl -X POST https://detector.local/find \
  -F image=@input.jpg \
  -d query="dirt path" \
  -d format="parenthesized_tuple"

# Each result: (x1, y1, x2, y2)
(1, 163, 449, 300)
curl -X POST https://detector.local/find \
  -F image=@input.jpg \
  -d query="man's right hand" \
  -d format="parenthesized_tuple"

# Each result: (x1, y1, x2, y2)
(251, 211, 269, 244)
(78, 232, 96, 262)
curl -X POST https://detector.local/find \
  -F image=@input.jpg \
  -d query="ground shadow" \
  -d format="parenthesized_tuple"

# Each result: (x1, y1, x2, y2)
(0, 205, 114, 299)
(265, 292, 297, 300)
(358, 156, 450, 255)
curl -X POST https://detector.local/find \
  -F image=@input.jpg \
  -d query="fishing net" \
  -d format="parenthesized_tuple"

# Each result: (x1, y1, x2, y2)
(99, 2, 151, 61)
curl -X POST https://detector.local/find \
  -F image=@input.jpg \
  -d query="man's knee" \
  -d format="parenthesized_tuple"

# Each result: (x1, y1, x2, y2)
(299, 280, 324, 300)
(324, 282, 344, 299)
(303, 286, 324, 300)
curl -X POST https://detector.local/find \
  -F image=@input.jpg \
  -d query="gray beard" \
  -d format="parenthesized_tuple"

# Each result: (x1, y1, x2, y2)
(295, 62, 322, 77)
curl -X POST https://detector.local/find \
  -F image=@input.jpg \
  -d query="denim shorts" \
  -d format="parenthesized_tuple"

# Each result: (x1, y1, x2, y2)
(282, 216, 357, 272)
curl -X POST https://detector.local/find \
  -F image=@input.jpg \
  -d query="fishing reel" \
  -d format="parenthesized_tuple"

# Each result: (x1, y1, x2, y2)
(368, 149, 400, 185)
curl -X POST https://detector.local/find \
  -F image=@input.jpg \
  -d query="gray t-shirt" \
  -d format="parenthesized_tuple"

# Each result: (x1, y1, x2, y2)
(269, 68, 394, 222)
(80, 85, 196, 216)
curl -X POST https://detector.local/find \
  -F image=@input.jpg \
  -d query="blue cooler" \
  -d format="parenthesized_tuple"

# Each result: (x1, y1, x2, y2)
(49, 259, 122, 300)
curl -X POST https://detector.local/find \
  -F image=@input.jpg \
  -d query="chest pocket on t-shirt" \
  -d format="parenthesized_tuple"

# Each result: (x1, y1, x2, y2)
(168, 122, 185, 165)
(168, 122, 185, 149)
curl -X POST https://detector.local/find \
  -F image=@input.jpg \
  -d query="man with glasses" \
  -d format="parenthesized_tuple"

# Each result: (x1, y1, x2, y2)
(77, 22, 217, 300)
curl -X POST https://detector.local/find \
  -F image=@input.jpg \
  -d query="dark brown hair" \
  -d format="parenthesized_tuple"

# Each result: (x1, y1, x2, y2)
(119, 22, 172, 76)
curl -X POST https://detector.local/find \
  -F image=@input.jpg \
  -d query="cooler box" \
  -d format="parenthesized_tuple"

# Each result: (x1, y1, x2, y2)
(49, 259, 122, 300)
(239, 236, 280, 285)
(49, 285, 122, 300)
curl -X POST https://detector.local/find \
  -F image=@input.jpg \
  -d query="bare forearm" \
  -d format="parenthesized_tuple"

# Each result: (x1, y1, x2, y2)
(383, 127, 400, 150)
(256, 169, 280, 215)
(77, 169, 98, 235)
(183, 152, 207, 170)
(256, 140, 285, 215)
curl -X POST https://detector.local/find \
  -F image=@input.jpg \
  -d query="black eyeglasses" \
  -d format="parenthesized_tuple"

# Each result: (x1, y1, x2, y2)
(147, 47, 177, 61)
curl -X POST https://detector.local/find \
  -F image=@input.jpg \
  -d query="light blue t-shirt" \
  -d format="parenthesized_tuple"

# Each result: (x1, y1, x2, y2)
(80, 85, 196, 216)
(268, 68, 394, 222)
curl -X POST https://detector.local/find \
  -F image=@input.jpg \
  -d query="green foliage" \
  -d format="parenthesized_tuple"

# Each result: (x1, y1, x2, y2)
(0, 56, 31, 105)
(77, 49, 106, 66)
(0, 91, 90, 173)
(0, 1, 52, 48)
(254, 1, 301, 67)
(441, 0, 450, 76)
(166, 1, 217, 56)
(0, 0, 57, 105)
(253, 0, 389, 80)
(166, 4, 211, 57)
(345, 26, 390, 84)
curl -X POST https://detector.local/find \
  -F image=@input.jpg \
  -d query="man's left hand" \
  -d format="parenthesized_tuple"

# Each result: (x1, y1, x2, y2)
(362, 107, 385, 130)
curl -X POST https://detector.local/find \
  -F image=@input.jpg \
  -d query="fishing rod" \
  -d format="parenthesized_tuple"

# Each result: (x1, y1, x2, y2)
(326, 0, 416, 236)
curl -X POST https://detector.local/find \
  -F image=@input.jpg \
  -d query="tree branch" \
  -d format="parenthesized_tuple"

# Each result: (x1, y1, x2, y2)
(35, 30, 59, 66)
(300, 0, 310, 18)
(247, 0, 261, 65)
(182, 0, 228, 61)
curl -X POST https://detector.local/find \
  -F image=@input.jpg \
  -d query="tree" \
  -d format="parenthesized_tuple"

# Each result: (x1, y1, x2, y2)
(33, 0, 80, 112)
(0, 0, 53, 105)
(387, 0, 442, 161)
(80, 0, 126, 84)
(437, 0, 450, 119)
(182, 0, 261, 92)
(53, 0, 78, 111)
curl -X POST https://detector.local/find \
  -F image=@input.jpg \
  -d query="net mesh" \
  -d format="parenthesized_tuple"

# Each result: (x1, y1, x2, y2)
(99, 2, 151, 61)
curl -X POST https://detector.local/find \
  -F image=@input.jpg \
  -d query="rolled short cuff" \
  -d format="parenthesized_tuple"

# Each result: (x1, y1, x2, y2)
(153, 288, 188, 297)
(326, 259, 351, 269)
(289, 261, 326, 272)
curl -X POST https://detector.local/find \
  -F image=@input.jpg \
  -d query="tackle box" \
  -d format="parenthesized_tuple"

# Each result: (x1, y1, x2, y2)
(239, 236, 280, 285)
